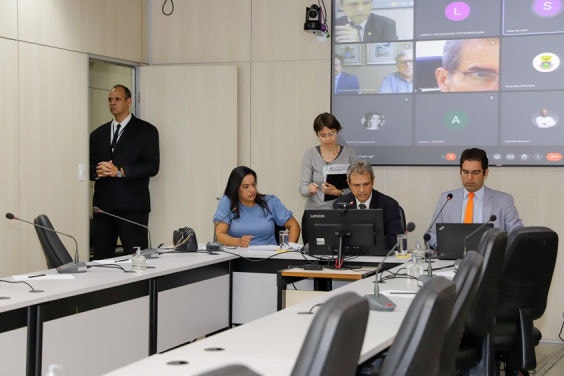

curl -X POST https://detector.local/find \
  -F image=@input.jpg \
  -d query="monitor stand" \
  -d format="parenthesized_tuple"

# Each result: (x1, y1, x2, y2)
(334, 230, 351, 269)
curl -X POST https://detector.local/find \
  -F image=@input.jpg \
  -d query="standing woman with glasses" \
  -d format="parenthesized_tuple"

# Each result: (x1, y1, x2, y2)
(299, 112, 358, 210)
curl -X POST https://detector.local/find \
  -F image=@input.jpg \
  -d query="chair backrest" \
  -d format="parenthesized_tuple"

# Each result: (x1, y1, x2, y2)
(196, 364, 261, 376)
(464, 228, 507, 336)
(34, 214, 73, 268)
(496, 226, 558, 321)
(290, 291, 369, 376)
(440, 250, 483, 375)
(398, 205, 407, 233)
(380, 277, 456, 376)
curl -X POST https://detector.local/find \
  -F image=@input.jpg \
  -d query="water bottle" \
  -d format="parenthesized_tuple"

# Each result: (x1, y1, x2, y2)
(407, 242, 425, 278)
(279, 229, 289, 251)
(131, 247, 146, 272)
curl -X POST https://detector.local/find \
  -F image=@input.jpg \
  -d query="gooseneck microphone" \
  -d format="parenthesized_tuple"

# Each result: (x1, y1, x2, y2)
(365, 221, 416, 311)
(463, 214, 497, 256)
(6, 212, 87, 274)
(424, 193, 453, 249)
(92, 207, 159, 258)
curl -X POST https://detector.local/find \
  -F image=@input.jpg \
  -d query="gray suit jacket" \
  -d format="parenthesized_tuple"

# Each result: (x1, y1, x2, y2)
(427, 186, 523, 248)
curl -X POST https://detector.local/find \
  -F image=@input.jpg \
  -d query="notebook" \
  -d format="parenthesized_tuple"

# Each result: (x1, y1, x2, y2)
(435, 223, 494, 260)
(324, 163, 349, 201)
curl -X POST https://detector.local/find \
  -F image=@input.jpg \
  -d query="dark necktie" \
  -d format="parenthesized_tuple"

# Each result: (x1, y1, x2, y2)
(111, 124, 121, 151)
(359, 203, 366, 209)
(351, 24, 362, 41)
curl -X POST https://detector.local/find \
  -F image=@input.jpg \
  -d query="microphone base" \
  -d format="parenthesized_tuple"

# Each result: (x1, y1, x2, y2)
(417, 274, 433, 287)
(140, 248, 160, 259)
(56, 261, 87, 274)
(365, 293, 396, 311)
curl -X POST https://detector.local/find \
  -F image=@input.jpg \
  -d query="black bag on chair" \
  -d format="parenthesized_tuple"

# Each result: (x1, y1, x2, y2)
(173, 227, 198, 252)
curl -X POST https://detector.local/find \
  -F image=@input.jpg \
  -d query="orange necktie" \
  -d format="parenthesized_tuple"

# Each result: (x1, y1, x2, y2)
(464, 192, 475, 223)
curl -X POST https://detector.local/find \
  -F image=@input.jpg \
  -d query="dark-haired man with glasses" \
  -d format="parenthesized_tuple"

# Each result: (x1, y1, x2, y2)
(427, 148, 522, 248)
(435, 38, 499, 92)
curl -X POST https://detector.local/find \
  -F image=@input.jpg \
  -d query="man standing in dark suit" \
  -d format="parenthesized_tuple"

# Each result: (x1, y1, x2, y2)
(333, 160, 403, 249)
(90, 84, 160, 260)
(334, 0, 398, 43)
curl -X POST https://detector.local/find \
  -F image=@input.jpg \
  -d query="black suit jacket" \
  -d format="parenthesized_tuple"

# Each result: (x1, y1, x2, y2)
(89, 115, 160, 213)
(335, 13, 398, 42)
(333, 189, 403, 250)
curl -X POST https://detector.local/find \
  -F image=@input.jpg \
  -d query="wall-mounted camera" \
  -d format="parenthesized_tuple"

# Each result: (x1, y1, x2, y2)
(304, 3, 328, 38)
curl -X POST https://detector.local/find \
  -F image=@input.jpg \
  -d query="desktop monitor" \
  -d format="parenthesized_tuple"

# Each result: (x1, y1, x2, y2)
(302, 209, 386, 257)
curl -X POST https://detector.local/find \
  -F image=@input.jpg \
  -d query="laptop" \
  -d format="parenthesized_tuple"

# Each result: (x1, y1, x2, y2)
(435, 223, 494, 260)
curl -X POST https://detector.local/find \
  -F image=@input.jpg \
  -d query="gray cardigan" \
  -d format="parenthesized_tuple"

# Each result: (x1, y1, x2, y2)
(299, 145, 358, 210)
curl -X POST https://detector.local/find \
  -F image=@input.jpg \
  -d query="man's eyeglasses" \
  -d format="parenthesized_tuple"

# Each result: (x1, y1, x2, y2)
(460, 169, 483, 176)
(397, 60, 413, 66)
(318, 131, 337, 139)
(449, 69, 499, 85)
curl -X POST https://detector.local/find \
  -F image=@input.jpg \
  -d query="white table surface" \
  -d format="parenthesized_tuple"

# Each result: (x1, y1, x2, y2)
(105, 260, 456, 375)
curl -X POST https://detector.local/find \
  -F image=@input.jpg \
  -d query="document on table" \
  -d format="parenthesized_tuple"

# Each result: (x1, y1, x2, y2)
(433, 270, 456, 279)
(381, 290, 418, 298)
(13, 274, 75, 281)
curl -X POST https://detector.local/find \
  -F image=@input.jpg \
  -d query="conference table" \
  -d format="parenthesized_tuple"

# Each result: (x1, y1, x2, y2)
(105, 263, 454, 376)
(0, 245, 407, 376)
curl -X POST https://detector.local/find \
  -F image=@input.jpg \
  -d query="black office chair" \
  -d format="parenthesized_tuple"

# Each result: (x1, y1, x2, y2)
(34, 214, 73, 268)
(455, 228, 507, 375)
(439, 250, 483, 376)
(398, 205, 407, 233)
(195, 364, 260, 376)
(494, 226, 558, 375)
(378, 277, 456, 376)
(290, 291, 369, 376)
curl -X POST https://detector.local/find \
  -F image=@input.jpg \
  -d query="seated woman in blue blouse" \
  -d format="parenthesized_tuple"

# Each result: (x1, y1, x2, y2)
(213, 166, 301, 247)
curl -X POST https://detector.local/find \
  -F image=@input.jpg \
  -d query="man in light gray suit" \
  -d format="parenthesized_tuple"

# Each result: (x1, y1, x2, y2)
(427, 148, 523, 248)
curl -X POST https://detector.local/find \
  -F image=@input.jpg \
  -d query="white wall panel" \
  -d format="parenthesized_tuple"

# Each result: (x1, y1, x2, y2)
(18, 0, 144, 62)
(18, 42, 89, 272)
(252, 0, 330, 61)
(139, 64, 238, 245)
(0, 39, 21, 276)
(250, 60, 330, 223)
(150, 0, 251, 64)
(0, 0, 17, 38)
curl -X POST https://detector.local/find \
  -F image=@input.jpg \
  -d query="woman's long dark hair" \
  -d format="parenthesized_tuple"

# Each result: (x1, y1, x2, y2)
(224, 166, 270, 219)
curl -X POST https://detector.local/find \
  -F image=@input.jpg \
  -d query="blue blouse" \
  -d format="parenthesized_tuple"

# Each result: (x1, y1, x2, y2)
(213, 195, 293, 245)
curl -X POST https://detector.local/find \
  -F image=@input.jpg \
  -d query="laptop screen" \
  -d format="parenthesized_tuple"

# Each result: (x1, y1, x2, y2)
(435, 223, 494, 260)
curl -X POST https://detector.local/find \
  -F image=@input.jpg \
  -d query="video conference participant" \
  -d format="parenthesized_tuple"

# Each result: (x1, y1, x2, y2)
(427, 148, 523, 249)
(334, 0, 398, 43)
(335, 56, 360, 94)
(362, 112, 384, 130)
(300, 113, 358, 210)
(435, 38, 499, 92)
(535, 108, 557, 128)
(333, 160, 403, 250)
(90, 84, 160, 259)
(214, 166, 300, 247)
(379, 48, 413, 93)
